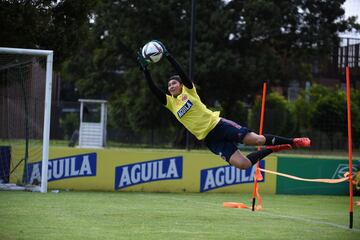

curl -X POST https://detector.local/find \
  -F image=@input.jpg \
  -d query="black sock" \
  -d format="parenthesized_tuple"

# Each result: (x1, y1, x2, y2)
(263, 134, 293, 145)
(246, 149, 273, 166)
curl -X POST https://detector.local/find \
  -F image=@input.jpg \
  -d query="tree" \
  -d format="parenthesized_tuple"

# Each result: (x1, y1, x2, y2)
(61, 0, 238, 144)
(250, 92, 296, 136)
(60, 0, 358, 146)
(0, 0, 96, 69)
(292, 84, 331, 132)
(226, 0, 358, 90)
(311, 90, 347, 150)
(2, 0, 359, 148)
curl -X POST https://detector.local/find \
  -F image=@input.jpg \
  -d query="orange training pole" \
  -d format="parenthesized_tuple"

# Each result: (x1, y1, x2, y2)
(346, 66, 353, 229)
(252, 82, 267, 211)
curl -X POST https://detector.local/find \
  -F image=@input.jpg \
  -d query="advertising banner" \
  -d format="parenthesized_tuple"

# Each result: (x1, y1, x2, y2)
(27, 152, 97, 184)
(276, 156, 352, 195)
(12, 147, 278, 193)
(0, 146, 11, 183)
(11, 147, 353, 195)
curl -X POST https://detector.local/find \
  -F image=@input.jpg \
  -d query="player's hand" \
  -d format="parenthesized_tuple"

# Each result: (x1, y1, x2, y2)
(152, 40, 169, 57)
(136, 50, 149, 71)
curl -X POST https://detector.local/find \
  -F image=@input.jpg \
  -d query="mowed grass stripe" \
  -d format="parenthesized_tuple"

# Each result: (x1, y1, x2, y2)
(132, 192, 360, 232)
(0, 191, 359, 240)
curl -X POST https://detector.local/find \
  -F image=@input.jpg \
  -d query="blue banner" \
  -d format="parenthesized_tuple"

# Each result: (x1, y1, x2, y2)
(27, 153, 97, 184)
(114, 156, 183, 190)
(200, 160, 265, 192)
(0, 146, 11, 183)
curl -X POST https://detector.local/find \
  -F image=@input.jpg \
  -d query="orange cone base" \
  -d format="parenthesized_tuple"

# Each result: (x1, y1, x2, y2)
(223, 202, 263, 210)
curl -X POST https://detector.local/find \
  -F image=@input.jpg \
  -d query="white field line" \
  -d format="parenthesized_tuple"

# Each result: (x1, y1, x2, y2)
(142, 194, 360, 233)
(256, 210, 360, 232)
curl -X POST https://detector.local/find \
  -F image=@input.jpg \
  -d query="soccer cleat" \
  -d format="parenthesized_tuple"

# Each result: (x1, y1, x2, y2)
(292, 137, 311, 148)
(265, 144, 292, 152)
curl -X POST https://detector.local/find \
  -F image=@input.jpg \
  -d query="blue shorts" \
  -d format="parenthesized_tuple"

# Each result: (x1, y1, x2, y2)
(204, 118, 252, 163)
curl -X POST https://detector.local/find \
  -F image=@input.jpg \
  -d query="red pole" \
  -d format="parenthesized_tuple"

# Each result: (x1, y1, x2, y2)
(252, 82, 267, 211)
(346, 66, 353, 228)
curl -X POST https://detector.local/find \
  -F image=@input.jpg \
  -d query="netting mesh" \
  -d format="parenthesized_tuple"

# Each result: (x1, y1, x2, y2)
(0, 54, 46, 186)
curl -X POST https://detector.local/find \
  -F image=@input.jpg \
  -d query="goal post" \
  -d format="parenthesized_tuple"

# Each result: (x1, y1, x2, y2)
(0, 47, 53, 193)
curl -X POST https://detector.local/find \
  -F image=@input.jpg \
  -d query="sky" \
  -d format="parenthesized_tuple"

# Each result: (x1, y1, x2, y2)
(341, 0, 360, 38)
(343, 0, 360, 20)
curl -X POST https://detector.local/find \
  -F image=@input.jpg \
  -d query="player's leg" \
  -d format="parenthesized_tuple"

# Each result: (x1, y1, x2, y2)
(242, 132, 293, 145)
(220, 119, 310, 148)
(205, 137, 290, 170)
(243, 133, 310, 148)
(204, 120, 291, 169)
(229, 146, 291, 169)
(205, 132, 253, 169)
(220, 118, 310, 148)
(242, 132, 266, 145)
(205, 141, 266, 170)
(228, 150, 252, 169)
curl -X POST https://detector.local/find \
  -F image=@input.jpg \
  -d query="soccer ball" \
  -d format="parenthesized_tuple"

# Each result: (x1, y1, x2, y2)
(141, 41, 163, 63)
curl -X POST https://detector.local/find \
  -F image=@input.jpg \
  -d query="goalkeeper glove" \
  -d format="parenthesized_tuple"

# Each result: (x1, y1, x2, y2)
(152, 40, 169, 57)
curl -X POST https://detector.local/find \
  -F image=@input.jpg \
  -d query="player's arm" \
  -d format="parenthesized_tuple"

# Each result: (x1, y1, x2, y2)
(152, 40, 193, 89)
(143, 69, 167, 105)
(166, 55, 193, 89)
(137, 51, 167, 105)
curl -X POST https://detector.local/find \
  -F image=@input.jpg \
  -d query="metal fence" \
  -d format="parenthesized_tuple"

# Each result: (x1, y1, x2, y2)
(50, 38, 360, 153)
(51, 101, 357, 153)
(326, 37, 360, 82)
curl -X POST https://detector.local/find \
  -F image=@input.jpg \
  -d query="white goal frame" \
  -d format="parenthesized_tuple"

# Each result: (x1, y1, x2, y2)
(0, 47, 53, 193)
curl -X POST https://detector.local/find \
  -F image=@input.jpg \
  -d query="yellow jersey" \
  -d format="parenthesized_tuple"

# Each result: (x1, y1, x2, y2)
(165, 84, 220, 140)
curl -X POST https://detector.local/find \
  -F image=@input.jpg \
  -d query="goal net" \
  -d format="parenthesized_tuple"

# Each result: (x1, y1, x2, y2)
(0, 48, 53, 193)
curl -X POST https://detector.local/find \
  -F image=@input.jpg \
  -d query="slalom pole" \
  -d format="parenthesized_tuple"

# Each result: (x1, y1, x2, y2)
(346, 66, 354, 228)
(252, 81, 267, 211)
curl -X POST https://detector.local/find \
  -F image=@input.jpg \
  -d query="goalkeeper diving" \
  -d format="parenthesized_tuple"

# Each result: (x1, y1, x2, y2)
(137, 41, 310, 170)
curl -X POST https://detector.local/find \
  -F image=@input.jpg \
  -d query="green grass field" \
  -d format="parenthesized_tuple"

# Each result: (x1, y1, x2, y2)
(0, 191, 359, 240)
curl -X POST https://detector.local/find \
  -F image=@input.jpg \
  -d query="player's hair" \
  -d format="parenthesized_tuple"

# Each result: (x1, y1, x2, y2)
(168, 75, 182, 84)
